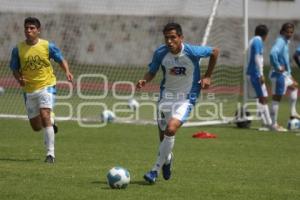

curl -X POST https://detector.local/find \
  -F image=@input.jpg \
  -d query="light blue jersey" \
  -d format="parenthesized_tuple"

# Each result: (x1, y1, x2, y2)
(247, 36, 264, 78)
(148, 43, 212, 105)
(270, 36, 291, 76)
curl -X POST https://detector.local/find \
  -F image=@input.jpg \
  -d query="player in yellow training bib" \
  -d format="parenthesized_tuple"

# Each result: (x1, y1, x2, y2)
(9, 17, 73, 163)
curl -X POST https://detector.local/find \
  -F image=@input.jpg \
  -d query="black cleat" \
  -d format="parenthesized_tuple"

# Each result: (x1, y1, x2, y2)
(53, 124, 58, 134)
(44, 155, 55, 164)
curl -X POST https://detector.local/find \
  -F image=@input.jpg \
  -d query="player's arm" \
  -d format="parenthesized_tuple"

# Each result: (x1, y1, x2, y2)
(201, 47, 219, 89)
(137, 49, 161, 90)
(9, 47, 25, 86)
(136, 72, 156, 90)
(270, 40, 285, 73)
(49, 42, 73, 82)
(58, 59, 73, 82)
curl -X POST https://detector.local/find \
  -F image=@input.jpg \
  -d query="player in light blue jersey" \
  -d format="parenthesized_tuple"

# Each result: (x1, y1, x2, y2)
(247, 25, 277, 131)
(269, 22, 299, 131)
(293, 44, 300, 68)
(136, 22, 219, 184)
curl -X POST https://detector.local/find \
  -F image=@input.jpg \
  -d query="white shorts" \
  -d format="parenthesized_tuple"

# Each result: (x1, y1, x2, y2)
(24, 86, 56, 119)
(157, 99, 193, 131)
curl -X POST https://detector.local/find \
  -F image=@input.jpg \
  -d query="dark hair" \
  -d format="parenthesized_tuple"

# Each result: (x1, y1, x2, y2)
(24, 17, 41, 29)
(255, 24, 268, 37)
(280, 22, 294, 34)
(163, 22, 183, 36)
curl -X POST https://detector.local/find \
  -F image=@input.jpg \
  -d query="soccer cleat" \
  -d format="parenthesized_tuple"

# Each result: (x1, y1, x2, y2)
(271, 125, 287, 132)
(162, 153, 173, 180)
(44, 155, 55, 164)
(143, 170, 158, 184)
(290, 114, 300, 120)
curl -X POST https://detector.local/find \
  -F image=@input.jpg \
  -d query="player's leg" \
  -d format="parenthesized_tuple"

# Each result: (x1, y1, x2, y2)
(25, 94, 43, 131)
(249, 76, 272, 130)
(288, 77, 299, 118)
(270, 74, 287, 131)
(39, 88, 56, 163)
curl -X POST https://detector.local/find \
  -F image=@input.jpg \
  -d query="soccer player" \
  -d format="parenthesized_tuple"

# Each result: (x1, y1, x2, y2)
(269, 22, 299, 131)
(293, 44, 300, 68)
(246, 25, 275, 131)
(136, 22, 219, 183)
(9, 17, 73, 163)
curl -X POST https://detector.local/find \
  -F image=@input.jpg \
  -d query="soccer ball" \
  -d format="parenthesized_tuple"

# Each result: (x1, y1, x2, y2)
(287, 118, 300, 130)
(0, 86, 5, 96)
(107, 166, 130, 189)
(101, 110, 116, 123)
(128, 98, 139, 110)
(235, 109, 252, 128)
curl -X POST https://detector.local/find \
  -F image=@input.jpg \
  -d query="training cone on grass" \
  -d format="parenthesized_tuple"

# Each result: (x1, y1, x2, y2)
(192, 131, 217, 139)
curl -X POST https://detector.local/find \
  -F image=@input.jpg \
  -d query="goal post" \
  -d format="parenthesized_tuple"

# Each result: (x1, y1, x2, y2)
(0, 0, 249, 127)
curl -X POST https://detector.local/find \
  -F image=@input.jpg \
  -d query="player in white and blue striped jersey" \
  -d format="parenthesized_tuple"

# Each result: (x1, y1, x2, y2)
(269, 22, 299, 131)
(136, 22, 219, 183)
(246, 25, 275, 131)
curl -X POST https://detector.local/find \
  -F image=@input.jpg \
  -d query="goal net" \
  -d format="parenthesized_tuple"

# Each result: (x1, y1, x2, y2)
(0, 0, 246, 127)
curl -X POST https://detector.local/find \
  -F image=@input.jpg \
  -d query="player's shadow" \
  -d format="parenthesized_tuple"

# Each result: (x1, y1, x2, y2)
(0, 158, 40, 162)
(91, 180, 151, 189)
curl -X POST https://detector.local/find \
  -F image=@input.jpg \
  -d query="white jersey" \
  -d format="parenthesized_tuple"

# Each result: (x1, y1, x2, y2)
(148, 43, 213, 105)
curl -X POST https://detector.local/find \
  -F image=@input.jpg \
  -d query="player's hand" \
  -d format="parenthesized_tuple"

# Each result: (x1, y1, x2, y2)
(259, 76, 265, 84)
(66, 72, 73, 82)
(136, 80, 146, 90)
(278, 66, 285, 73)
(18, 77, 26, 87)
(199, 76, 211, 89)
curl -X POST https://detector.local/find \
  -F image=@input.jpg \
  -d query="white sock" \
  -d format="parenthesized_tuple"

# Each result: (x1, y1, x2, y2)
(260, 104, 272, 126)
(257, 103, 266, 125)
(152, 135, 175, 172)
(271, 101, 279, 126)
(44, 126, 55, 157)
(290, 89, 298, 116)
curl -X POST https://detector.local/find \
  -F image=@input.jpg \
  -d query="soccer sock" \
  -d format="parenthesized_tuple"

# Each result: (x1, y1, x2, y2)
(152, 135, 175, 172)
(260, 104, 272, 126)
(44, 126, 55, 157)
(290, 89, 298, 116)
(165, 153, 172, 165)
(271, 101, 279, 126)
(257, 103, 267, 126)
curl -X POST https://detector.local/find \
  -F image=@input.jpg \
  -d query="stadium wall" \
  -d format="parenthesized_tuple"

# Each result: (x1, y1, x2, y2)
(0, 13, 300, 67)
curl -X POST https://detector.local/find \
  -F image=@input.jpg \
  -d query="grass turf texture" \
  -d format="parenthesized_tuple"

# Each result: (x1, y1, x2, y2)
(1, 118, 300, 200)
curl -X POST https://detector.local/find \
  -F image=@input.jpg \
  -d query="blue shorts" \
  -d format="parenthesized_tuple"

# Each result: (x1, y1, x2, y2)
(247, 76, 268, 98)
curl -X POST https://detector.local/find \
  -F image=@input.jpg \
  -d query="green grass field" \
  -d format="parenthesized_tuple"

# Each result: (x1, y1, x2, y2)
(1, 117, 300, 200)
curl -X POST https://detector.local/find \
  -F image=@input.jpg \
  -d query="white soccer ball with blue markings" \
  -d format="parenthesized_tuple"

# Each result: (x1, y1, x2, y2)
(107, 166, 130, 189)
(287, 118, 300, 130)
(101, 110, 116, 123)
(128, 98, 139, 110)
(0, 86, 5, 96)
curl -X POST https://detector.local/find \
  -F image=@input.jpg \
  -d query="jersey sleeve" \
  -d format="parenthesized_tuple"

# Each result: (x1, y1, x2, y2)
(9, 47, 20, 71)
(252, 38, 263, 55)
(148, 46, 168, 74)
(49, 42, 64, 63)
(190, 45, 213, 60)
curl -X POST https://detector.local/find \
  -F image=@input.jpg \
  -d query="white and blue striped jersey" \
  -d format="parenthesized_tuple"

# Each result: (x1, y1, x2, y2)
(148, 43, 213, 105)
(247, 36, 264, 78)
